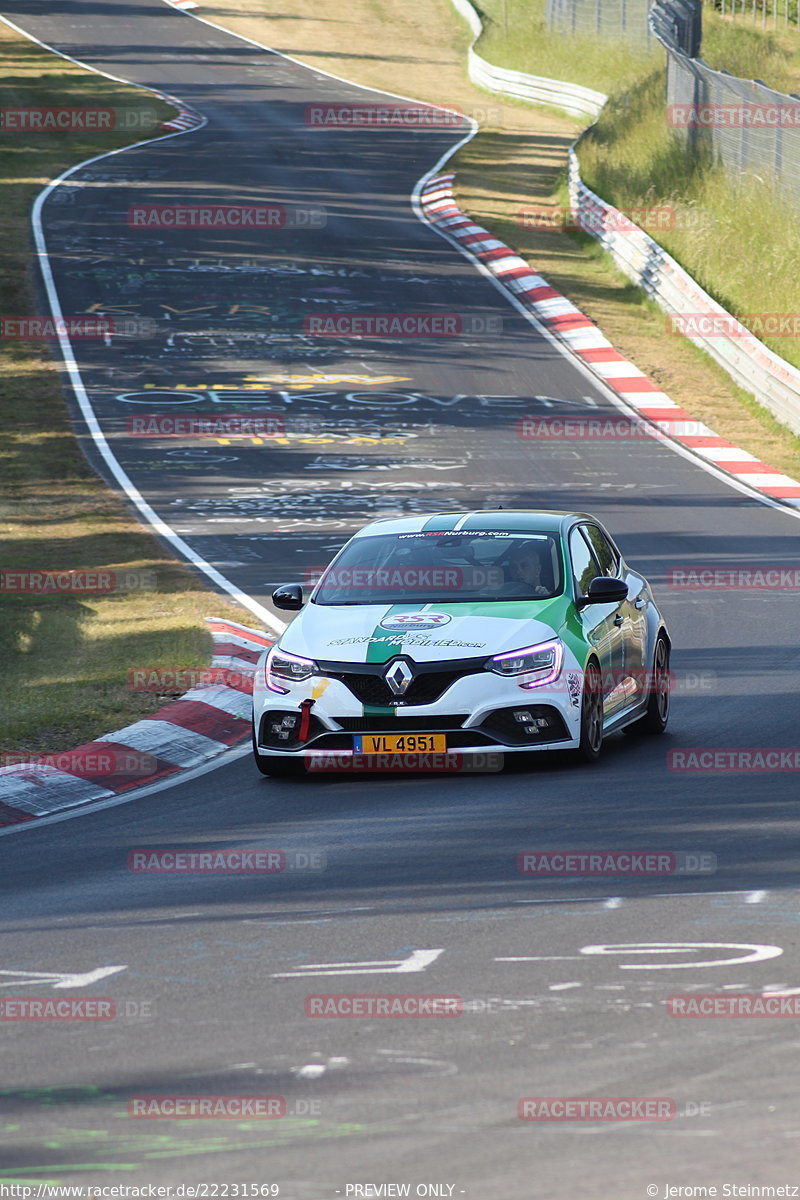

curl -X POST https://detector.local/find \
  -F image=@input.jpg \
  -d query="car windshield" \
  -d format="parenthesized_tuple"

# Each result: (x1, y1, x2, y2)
(312, 530, 564, 605)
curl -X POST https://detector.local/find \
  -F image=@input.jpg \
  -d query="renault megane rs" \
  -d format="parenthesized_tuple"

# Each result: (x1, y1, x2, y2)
(252, 510, 670, 777)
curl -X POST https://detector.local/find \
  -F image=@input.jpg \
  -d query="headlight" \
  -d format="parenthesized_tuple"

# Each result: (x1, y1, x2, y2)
(265, 645, 318, 694)
(487, 639, 563, 688)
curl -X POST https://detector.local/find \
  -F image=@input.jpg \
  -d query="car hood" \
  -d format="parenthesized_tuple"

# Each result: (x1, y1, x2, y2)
(278, 599, 568, 664)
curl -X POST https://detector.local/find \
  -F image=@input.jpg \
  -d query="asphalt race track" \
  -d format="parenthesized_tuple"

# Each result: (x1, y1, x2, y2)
(2, 0, 800, 1194)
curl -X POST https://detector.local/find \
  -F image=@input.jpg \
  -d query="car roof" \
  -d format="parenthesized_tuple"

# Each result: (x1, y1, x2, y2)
(351, 510, 597, 537)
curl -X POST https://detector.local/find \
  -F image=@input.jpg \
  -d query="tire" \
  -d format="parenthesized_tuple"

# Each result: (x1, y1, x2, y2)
(575, 658, 604, 763)
(623, 634, 670, 736)
(252, 729, 306, 778)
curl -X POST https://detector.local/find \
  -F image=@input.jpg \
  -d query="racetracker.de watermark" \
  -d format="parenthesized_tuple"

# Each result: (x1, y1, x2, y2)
(667, 567, 800, 590)
(304, 103, 474, 127)
(303, 313, 502, 337)
(127, 848, 326, 872)
(0, 750, 158, 777)
(0, 106, 161, 131)
(1, 316, 155, 339)
(304, 565, 505, 591)
(668, 102, 800, 127)
(305, 994, 462, 1017)
(668, 994, 800, 1017)
(0, 997, 154, 1021)
(0, 568, 157, 593)
(668, 749, 800, 772)
(516, 204, 684, 233)
(127, 667, 253, 693)
(128, 1096, 290, 1118)
(304, 753, 504, 773)
(517, 416, 705, 441)
(518, 1097, 675, 1121)
(126, 413, 285, 437)
(517, 851, 717, 876)
(127, 204, 326, 229)
(667, 313, 800, 338)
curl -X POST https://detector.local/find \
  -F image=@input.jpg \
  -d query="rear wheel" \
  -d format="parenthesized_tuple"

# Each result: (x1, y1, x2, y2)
(252, 729, 306, 778)
(575, 659, 604, 763)
(624, 634, 670, 736)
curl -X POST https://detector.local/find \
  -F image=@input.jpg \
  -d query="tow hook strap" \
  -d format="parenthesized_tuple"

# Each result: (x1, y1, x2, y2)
(298, 698, 315, 742)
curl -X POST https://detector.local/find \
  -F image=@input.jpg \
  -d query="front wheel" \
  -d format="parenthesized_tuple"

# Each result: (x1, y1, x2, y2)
(252, 729, 306, 778)
(574, 659, 604, 764)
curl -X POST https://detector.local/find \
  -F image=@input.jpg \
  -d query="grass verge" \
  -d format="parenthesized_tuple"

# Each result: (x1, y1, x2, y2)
(0, 22, 254, 756)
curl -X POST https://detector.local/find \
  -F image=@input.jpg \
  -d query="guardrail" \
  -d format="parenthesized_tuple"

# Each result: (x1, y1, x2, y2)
(567, 150, 800, 436)
(448, 0, 800, 436)
(450, 0, 606, 119)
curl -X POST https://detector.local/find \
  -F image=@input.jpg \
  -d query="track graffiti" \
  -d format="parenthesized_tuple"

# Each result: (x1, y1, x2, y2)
(112, 389, 587, 411)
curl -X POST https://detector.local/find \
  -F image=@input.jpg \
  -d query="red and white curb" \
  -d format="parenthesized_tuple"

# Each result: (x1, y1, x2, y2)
(420, 174, 800, 506)
(151, 86, 203, 132)
(165, 0, 199, 11)
(0, 618, 271, 828)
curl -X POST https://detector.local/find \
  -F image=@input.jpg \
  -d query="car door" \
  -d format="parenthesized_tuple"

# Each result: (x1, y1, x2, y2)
(581, 522, 648, 709)
(567, 526, 624, 718)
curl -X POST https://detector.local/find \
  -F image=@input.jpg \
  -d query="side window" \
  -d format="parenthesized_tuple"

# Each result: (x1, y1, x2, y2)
(581, 524, 619, 577)
(568, 527, 602, 597)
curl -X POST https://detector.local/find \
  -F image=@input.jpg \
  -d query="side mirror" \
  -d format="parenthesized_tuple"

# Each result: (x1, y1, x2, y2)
(576, 576, 628, 610)
(272, 583, 304, 611)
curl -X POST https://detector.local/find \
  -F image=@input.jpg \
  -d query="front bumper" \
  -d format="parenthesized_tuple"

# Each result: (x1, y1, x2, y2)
(252, 654, 584, 758)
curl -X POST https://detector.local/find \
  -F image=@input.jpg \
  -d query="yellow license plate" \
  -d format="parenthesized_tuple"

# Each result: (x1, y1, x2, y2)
(353, 733, 447, 754)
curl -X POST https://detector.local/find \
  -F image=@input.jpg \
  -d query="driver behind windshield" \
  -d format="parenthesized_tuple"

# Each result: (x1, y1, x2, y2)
(500, 543, 550, 598)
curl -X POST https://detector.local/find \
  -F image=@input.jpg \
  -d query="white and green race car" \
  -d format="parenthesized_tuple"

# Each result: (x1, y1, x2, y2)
(252, 510, 671, 776)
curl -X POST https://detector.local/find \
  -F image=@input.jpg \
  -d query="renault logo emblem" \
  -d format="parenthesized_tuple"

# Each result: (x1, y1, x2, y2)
(384, 659, 414, 697)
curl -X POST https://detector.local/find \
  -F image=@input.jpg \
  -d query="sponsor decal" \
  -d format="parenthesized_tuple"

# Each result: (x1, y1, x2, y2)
(379, 612, 452, 632)
(398, 530, 513, 539)
(566, 672, 582, 706)
(326, 635, 486, 649)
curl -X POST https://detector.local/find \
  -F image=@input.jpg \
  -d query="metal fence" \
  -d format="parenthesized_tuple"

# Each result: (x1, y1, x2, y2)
(709, 0, 800, 29)
(650, 0, 800, 200)
(546, 0, 656, 47)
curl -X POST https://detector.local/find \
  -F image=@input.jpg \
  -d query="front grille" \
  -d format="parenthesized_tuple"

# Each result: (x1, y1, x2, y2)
(333, 715, 469, 732)
(319, 656, 487, 708)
